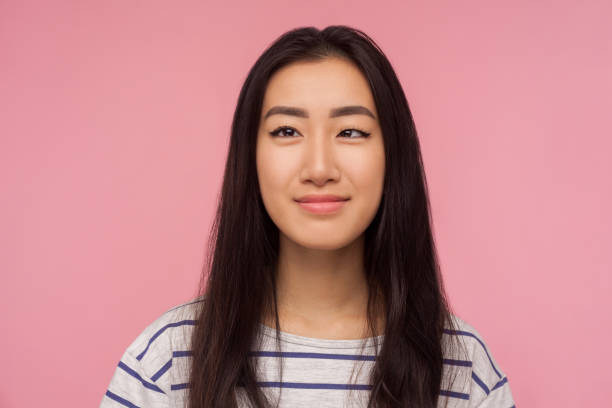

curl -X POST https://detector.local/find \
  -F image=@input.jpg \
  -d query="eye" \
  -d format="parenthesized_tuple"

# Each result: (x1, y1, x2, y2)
(338, 128, 371, 138)
(269, 126, 300, 138)
(269, 126, 371, 138)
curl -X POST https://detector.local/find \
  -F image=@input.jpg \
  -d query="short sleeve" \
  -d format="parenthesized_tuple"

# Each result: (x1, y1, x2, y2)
(100, 348, 170, 408)
(99, 301, 199, 408)
(464, 323, 516, 408)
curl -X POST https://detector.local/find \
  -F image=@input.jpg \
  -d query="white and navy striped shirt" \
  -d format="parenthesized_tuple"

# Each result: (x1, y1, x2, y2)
(100, 299, 516, 407)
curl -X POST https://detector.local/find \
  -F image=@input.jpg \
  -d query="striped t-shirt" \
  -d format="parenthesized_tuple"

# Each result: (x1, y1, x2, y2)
(100, 299, 516, 408)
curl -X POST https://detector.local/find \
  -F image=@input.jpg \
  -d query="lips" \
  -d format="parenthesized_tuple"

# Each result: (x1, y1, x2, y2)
(294, 195, 350, 215)
(295, 194, 350, 203)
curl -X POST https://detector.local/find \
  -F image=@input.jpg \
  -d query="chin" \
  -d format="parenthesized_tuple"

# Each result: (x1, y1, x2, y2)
(289, 233, 359, 251)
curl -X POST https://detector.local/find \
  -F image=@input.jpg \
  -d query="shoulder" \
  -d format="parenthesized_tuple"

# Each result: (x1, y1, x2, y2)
(100, 299, 202, 406)
(443, 314, 516, 407)
(445, 314, 507, 380)
(121, 298, 202, 379)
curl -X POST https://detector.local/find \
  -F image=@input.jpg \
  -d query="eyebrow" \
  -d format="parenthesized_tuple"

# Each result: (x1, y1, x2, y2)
(263, 105, 377, 120)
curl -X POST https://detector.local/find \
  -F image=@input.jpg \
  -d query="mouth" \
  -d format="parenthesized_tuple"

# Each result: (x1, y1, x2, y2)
(295, 198, 349, 215)
(294, 194, 350, 203)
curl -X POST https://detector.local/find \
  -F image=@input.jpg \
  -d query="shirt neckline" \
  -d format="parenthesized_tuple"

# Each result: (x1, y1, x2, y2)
(258, 322, 385, 349)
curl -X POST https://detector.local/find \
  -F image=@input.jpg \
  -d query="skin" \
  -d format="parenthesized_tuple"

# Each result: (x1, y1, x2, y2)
(256, 57, 386, 340)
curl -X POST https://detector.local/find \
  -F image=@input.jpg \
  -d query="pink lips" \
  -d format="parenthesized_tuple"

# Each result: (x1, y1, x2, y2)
(294, 195, 350, 215)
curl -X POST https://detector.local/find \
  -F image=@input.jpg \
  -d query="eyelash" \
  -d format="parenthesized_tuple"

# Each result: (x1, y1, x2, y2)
(269, 125, 371, 139)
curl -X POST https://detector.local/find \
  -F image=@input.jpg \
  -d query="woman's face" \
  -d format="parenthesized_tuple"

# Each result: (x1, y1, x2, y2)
(256, 57, 385, 250)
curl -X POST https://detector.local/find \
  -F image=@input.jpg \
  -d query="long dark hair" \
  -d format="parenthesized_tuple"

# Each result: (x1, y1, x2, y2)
(187, 25, 467, 408)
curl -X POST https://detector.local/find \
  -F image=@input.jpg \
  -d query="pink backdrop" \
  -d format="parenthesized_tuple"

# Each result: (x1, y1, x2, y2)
(2, 1, 610, 406)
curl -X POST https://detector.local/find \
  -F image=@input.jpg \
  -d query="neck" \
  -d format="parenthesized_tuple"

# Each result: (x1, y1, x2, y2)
(264, 233, 384, 339)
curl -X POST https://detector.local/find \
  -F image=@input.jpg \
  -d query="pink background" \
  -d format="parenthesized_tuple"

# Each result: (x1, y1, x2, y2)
(2, 1, 610, 406)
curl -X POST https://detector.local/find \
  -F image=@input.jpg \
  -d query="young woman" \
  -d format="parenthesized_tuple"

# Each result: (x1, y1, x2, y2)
(101, 25, 516, 408)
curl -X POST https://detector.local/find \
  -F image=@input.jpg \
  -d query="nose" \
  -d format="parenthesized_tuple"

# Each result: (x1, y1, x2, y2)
(299, 131, 340, 186)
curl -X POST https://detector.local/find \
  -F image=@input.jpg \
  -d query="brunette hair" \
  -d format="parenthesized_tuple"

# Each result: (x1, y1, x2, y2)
(187, 25, 467, 408)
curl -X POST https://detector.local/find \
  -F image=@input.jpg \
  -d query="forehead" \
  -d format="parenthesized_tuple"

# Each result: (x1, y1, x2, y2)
(261, 57, 378, 118)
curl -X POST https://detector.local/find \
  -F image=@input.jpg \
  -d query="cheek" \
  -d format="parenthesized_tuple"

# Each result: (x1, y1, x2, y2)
(256, 143, 297, 214)
(342, 149, 385, 222)
(343, 149, 385, 191)
(258, 153, 293, 193)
